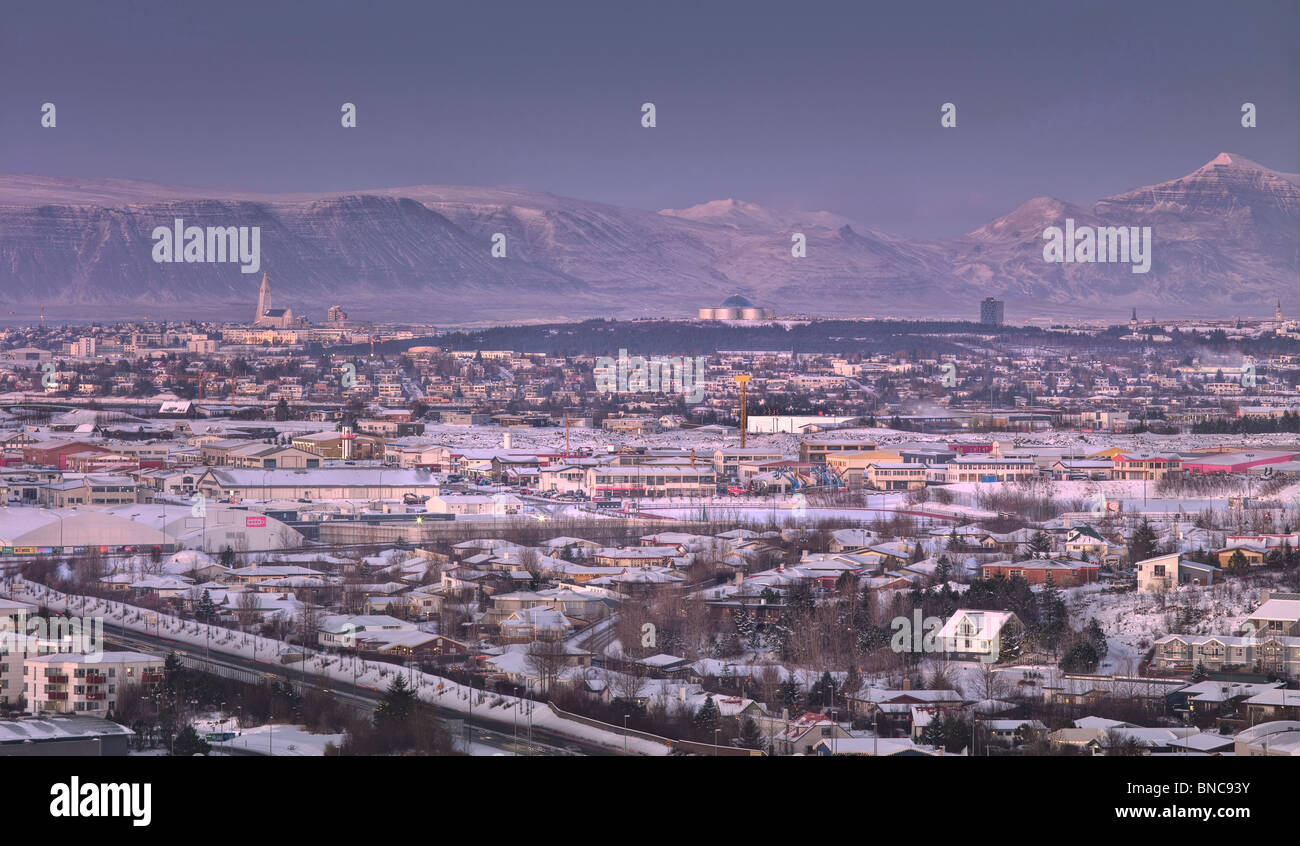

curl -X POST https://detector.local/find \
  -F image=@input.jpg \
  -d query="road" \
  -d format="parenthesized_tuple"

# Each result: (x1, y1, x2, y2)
(100, 621, 614, 757)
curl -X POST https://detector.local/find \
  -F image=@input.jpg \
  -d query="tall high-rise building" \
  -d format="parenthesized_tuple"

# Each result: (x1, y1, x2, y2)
(980, 297, 1004, 326)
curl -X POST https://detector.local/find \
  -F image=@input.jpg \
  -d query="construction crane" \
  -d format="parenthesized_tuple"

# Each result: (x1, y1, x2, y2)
(734, 374, 750, 448)
(774, 466, 812, 490)
(812, 464, 846, 490)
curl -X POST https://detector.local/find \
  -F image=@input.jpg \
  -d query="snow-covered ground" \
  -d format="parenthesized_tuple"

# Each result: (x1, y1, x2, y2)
(399, 423, 1300, 460)
(1066, 578, 1279, 673)
(0, 579, 671, 756)
(200, 722, 342, 757)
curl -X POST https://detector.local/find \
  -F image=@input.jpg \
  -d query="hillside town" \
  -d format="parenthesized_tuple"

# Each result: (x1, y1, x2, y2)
(1, 295, 1298, 758)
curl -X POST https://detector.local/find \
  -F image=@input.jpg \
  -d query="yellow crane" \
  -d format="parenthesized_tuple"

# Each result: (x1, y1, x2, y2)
(734, 374, 750, 448)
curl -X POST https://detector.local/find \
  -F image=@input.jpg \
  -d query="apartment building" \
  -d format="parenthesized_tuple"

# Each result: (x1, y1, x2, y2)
(24, 651, 165, 716)
(1152, 634, 1300, 678)
(0, 598, 35, 706)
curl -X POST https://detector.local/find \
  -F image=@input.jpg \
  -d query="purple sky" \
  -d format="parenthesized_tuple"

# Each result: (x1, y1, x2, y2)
(1, 0, 1297, 238)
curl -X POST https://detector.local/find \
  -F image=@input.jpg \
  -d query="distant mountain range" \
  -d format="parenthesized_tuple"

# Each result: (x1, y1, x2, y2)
(0, 152, 1295, 324)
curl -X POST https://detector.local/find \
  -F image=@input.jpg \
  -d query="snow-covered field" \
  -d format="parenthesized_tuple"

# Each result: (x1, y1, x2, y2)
(197, 721, 342, 757)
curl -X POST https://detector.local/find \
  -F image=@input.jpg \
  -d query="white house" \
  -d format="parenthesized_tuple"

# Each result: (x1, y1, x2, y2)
(936, 609, 1023, 660)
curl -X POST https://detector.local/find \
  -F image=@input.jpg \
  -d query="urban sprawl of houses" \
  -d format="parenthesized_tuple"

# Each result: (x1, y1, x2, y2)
(0, 287, 1298, 756)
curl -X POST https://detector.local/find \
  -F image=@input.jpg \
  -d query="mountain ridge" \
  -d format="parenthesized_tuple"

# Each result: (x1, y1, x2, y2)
(0, 153, 1294, 322)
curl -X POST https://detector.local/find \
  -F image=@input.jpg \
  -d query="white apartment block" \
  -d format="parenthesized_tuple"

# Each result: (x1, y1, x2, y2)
(23, 651, 165, 716)
(0, 598, 34, 706)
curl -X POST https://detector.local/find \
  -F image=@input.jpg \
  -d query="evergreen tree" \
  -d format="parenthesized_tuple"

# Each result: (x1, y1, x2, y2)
(731, 608, 755, 647)
(999, 626, 1022, 662)
(1035, 574, 1068, 654)
(172, 724, 211, 756)
(1083, 618, 1109, 659)
(196, 589, 217, 623)
(734, 716, 763, 750)
(163, 652, 185, 696)
(693, 694, 720, 733)
(1059, 640, 1100, 673)
(770, 612, 795, 660)
(919, 717, 945, 749)
(934, 555, 952, 584)
(220, 546, 236, 568)
(777, 679, 802, 715)
(808, 671, 838, 709)
(1028, 531, 1051, 557)
(1128, 519, 1158, 564)
(374, 674, 416, 728)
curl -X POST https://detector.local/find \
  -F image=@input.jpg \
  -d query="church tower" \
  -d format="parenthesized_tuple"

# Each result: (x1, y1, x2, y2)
(255, 273, 271, 324)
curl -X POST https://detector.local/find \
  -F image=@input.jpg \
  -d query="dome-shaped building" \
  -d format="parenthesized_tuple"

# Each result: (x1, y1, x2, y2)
(698, 294, 774, 321)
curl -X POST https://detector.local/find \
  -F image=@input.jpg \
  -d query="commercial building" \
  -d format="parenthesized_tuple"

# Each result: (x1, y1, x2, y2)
(698, 294, 774, 321)
(584, 465, 716, 498)
(0, 716, 134, 756)
(196, 467, 440, 503)
(980, 297, 1004, 326)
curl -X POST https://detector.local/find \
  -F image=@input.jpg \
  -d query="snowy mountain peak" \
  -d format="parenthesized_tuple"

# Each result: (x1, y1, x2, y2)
(659, 198, 855, 231)
(1204, 152, 1268, 171)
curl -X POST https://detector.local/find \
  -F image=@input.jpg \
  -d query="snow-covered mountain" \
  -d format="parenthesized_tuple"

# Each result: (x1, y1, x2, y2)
(0, 153, 1293, 322)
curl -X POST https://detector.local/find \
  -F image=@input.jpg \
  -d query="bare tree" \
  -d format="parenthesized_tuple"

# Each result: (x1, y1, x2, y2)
(296, 603, 322, 649)
(974, 663, 1009, 702)
(525, 639, 567, 696)
(235, 589, 262, 630)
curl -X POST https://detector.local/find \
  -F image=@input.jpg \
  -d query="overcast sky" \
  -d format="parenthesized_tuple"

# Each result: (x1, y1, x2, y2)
(2, 0, 1297, 237)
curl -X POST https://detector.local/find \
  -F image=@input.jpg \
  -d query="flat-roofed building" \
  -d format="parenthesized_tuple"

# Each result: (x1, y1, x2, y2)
(863, 462, 928, 491)
(584, 465, 716, 498)
(24, 651, 164, 716)
(799, 439, 879, 464)
(948, 455, 1037, 483)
